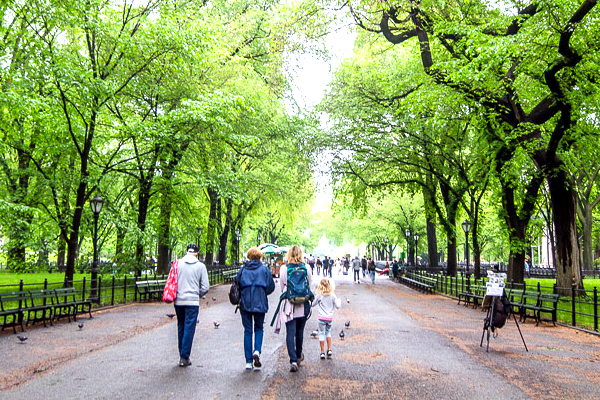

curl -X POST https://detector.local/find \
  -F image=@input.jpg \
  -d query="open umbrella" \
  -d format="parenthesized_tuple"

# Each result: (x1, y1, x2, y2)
(278, 247, 288, 254)
(259, 243, 277, 250)
(261, 246, 278, 255)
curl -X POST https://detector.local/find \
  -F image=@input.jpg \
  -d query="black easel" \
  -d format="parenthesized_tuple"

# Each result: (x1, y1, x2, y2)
(480, 294, 528, 352)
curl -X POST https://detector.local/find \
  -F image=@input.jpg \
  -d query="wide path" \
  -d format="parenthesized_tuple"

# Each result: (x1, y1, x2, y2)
(1, 271, 599, 399)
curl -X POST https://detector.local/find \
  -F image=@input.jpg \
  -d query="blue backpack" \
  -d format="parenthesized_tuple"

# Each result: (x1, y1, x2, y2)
(270, 263, 313, 326)
(284, 263, 312, 304)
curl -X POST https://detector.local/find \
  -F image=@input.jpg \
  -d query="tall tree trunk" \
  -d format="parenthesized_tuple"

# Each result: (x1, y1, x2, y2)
(156, 187, 173, 275)
(439, 180, 459, 276)
(57, 237, 66, 272)
(218, 199, 233, 264)
(204, 187, 219, 267)
(423, 178, 438, 271)
(134, 179, 152, 276)
(548, 173, 583, 293)
(6, 140, 34, 271)
(579, 202, 593, 272)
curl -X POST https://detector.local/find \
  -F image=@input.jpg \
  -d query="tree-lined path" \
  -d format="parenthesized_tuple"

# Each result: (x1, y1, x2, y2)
(1, 278, 599, 399)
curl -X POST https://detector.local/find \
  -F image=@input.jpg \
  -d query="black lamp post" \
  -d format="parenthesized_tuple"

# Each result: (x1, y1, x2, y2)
(90, 195, 103, 303)
(384, 237, 389, 260)
(461, 219, 471, 286)
(235, 229, 241, 265)
(413, 233, 419, 267)
(197, 226, 202, 247)
(405, 229, 411, 266)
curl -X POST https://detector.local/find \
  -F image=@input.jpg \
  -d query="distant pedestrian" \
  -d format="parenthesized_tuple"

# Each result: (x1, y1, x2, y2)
(328, 258, 334, 277)
(275, 245, 313, 372)
(352, 256, 361, 284)
(309, 254, 315, 275)
(524, 258, 531, 278)
(343, 257, 350, 274)
(316, 257, 322, 275)
(361, 256, 367, 278)
(312, 278, 341, 360)
(174, 244, 209, 367)
(368, 257, 376, 284)
(237, 247, 275, 371)
(392, 259, 399, 282)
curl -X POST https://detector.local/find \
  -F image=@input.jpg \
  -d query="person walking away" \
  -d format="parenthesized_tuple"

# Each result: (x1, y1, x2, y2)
(361, 256, 367, 278)
(328, 258, 334, 277)
(524, 258, 531, 278)
(392, 259, 399, 282)
(343, 257, 350, 275)
(237, 247, 275, 371)
(275, 245, 313, 372)
(352, 256, 361, 284)
(368, 257, 376, 284)
(309, 254, 315, 275)
(174, 244, 209, 367)
(312, 278, 341, 359)
(323, 256, 329, 277)
(316, 257, 322, 275)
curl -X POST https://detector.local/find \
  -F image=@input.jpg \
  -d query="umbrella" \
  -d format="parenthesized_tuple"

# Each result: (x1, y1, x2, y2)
(259, 243, 277, 250)
(278, 247, 288, 253)
(261, 246, 278, 255)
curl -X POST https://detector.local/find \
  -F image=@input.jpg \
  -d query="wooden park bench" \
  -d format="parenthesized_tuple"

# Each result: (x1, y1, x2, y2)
(135, 279, 166, 302)
(26, 289, 56, 327)
(512, 290, 559, 326)
(458, 285, 487, 308)
(0, 291, 28, 333)
(54, 287, 93, 322)
(222, 269, 238, 283)
(400, 276, 434, 293)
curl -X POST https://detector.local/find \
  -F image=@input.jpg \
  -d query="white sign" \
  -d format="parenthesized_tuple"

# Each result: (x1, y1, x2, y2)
(486, 271, 506, 297)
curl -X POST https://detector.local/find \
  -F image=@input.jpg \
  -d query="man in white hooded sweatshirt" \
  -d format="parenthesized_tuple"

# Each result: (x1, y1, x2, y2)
(174, 243, 209, 367)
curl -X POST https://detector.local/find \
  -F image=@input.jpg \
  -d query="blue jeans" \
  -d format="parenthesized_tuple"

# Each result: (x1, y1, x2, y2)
(317, 320, 332, 341)
(370, 270, 376, 283)
(240, 310, 265, 363)
(285, 316, 307, 363)
(175, 305, 199, 360)
(353, 269, 360, 282)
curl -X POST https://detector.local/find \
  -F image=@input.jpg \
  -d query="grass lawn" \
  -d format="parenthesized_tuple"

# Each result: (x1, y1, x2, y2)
(0, 270, 91, 287)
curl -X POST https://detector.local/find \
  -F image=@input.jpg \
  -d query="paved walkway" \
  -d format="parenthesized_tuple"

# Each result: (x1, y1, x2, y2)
(1, 272, 599, 399)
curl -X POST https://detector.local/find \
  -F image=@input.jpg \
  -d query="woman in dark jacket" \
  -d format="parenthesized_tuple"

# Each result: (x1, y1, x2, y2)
(237, 246, 275, 371)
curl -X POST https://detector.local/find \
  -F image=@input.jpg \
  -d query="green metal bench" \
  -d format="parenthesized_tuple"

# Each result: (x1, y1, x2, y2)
(0, 291, 28, 333)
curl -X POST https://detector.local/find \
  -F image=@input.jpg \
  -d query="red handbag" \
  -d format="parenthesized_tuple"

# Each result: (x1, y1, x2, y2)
(162, 259, 179, 303)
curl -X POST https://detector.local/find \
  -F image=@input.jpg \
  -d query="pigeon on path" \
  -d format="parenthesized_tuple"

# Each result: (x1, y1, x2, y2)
(17, 335, 28, 343)
(212, 297, 217, 301)
(166, 313, 176, 319)
(213, 321, 220, 329)
(339, 330, 345, 340)
(344, 321, 350, 328)
(78, 322, 84, 330)
(310, 330, 318, 338)
(346, 298, 350, 303)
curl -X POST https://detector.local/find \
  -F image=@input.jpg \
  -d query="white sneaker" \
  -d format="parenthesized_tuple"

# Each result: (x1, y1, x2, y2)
(245, 362, 253, 370)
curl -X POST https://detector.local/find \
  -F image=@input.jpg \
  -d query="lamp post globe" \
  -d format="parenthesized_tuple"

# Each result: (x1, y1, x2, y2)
(89, 195, 103, 303)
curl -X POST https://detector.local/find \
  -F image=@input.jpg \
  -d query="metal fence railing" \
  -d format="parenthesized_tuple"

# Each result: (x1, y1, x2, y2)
(0, 264, 241, 328)
(400, 268, 599, 334)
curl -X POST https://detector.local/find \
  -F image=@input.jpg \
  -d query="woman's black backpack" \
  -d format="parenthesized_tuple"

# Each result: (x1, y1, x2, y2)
(228, 269, 242, 312)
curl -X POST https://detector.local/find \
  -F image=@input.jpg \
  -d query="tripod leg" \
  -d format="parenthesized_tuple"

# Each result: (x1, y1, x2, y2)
(512, 310, 528, 352)
(486, 298, 496, 352)
(480, 307, 491, 347)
